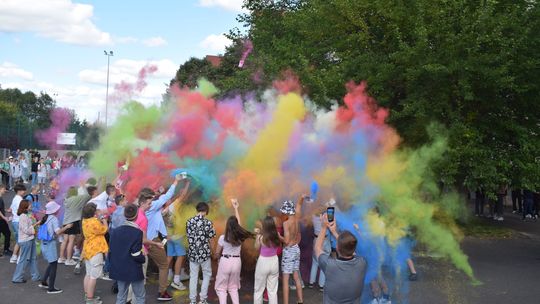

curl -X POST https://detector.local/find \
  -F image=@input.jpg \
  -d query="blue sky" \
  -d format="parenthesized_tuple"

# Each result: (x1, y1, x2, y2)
(0, 0, 245, 122)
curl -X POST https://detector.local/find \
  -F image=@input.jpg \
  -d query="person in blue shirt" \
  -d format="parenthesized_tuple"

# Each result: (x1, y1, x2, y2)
(143, 173, 182, 302)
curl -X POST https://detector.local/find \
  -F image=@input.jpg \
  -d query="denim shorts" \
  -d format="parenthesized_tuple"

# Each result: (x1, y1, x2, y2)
(11, 221, 19, 244)
(41, 239, 58, 263)
(166, 239, 186, 257)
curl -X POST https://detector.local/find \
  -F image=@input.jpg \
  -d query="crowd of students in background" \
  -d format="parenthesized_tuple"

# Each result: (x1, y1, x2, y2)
(474, 187, 540, 221)
(1, 149, 87, 194)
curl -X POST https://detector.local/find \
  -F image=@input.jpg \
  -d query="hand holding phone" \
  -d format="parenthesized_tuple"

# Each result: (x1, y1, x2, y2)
(326, 207, 335, 222)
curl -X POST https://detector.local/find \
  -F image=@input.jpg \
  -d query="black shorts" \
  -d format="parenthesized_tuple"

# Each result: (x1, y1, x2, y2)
(64, 220, 81, 235)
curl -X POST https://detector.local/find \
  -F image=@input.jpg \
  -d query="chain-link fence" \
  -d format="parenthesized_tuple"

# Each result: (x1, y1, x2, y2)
(0, 123, 38, 149)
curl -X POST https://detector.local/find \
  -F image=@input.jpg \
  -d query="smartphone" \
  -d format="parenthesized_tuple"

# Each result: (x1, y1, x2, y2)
(327, 207, 335, 222)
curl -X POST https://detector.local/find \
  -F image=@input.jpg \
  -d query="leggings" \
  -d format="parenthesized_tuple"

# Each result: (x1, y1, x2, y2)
(43, 261, 58, 291)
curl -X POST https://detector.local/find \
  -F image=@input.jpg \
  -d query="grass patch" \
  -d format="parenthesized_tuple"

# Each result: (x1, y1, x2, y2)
(459, 218, 514, 238)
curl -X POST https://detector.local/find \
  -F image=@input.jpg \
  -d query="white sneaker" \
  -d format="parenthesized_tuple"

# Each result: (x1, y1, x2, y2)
(64, 259, 77, 266)
(496, 217, 504, 221)
(100, 273, 113, 281)
(170, 281, 187, 291)
(57, 258, 66, 264)
(10, 255, 18, 264)
(179, 273, 190, 281)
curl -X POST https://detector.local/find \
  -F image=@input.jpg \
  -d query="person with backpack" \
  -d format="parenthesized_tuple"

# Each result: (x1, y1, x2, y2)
(38, 198, 73, 294)
(213, 199, 255, 304)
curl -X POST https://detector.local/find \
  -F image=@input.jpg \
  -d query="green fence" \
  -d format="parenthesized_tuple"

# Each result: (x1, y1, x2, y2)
(0, 123, 38, 149)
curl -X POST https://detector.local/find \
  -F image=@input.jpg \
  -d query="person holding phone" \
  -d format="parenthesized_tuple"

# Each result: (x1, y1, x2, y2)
(314, 213, 367, 304)
(309, 201, 333, 291)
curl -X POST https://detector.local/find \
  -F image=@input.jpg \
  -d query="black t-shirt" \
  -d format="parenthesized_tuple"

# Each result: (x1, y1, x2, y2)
(0, 197, 5, 218)
(31, 161, 39, 172)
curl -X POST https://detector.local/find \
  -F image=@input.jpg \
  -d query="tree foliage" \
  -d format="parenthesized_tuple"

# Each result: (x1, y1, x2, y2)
(0, 86, 101, 150)
(170, 0, 540, 192)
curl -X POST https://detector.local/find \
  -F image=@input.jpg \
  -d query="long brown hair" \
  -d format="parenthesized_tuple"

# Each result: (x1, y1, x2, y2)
(224, 216, 255, 246)
(17, 199, 30, 216)
(262, 216, 281, 247)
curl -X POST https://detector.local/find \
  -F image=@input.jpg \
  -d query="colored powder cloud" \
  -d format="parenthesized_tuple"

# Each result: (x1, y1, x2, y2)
(83, 76, 476, 300)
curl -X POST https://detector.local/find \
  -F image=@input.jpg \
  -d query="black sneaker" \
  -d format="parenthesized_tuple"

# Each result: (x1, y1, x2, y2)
(12, 279, 27, 284)
(38, 282, 49, 289)
(4, 249, 13, 255)
(308, 283, 314, 289)
(157, 291, 173, 301)
(47, 288, 63, 294)
(409, 273, 418, 281)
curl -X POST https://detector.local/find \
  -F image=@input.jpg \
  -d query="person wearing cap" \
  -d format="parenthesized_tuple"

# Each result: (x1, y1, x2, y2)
(38, 197, 74, 294)
(279, 195, 307, 304)
(109, 204, 146, 304)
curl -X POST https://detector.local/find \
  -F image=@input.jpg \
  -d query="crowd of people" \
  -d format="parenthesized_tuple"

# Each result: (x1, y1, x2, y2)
(473, 187, 540, 221)
(1, 149, 87, 194)
(0, 151, 423, 304)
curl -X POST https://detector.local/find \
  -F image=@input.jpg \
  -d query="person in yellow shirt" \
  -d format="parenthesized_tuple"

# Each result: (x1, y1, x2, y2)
(81, 203, 108, 304)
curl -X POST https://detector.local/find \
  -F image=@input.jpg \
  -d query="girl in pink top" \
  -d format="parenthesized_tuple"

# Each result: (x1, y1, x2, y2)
(253, 216, 282, 304)
(214, 200, 254, 304)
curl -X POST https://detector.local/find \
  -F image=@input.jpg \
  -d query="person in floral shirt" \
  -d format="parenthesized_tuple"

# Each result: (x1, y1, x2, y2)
(81, 203, 108, 304)
(186, 202, 216, 304)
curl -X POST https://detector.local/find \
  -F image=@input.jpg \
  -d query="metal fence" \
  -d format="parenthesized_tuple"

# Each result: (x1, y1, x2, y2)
(0, 124, 38, 149)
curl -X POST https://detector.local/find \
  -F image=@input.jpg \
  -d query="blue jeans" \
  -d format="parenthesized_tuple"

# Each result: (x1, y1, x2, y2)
(117, 280, 145, 304)
(31, 172, 37, 187)
(309, 237, 331, 287)
(12, 239, 41, 282)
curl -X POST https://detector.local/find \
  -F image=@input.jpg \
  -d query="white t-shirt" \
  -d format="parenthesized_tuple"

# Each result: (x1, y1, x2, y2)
(10, 195, 23, 222)
(87, 191, 109, 211)
(37, 163, 47, 177)
(218, 235, 242, 256)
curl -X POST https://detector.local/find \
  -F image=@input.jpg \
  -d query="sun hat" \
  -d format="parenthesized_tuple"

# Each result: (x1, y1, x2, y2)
(280, 200, 296, 215)
(45, 201, 61, 215)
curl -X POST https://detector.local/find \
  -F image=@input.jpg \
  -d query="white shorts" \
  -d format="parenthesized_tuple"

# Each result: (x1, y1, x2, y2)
(85, 253, 104, 279)
(281, 244, 300, 274)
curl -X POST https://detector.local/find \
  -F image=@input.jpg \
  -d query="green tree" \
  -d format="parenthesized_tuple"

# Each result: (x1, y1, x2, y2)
(227, 0, 540, 192)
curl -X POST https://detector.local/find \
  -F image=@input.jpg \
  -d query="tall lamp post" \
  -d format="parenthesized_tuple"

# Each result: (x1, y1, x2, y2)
(104, 50, 114, 127)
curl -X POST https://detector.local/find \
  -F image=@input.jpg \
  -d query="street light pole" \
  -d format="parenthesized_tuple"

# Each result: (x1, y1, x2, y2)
(104, 50, 114, 127)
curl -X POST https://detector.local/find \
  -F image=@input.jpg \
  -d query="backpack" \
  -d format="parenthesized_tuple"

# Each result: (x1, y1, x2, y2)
(37, 220, 53, 242)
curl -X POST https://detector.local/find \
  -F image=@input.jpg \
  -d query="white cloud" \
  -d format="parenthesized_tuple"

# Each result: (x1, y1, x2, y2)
(116, 36, 139, 44)
(78, 59, 178, 85)
(199, 0, 246, 12)
(143, 36, 168, 47)
(0, 62, 33, 80)
(200, 33, 232, 53)
(0, 0, 112, 46)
